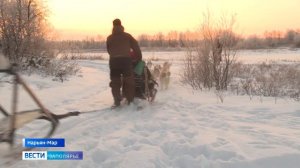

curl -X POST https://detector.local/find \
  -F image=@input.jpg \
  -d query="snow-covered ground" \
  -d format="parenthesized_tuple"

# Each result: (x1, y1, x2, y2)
(73, 48, 300, 64)
(0, 50, 300, 168)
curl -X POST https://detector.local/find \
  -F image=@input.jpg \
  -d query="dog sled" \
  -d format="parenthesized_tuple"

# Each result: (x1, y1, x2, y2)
(0, 55, 79, 149)
(132, 60, 158, 102)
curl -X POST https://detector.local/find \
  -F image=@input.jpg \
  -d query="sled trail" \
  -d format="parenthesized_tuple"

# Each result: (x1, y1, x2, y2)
(1, 60, 299, 168)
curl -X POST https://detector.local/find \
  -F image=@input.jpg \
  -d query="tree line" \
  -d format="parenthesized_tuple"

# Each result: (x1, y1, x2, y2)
(49, 29, 300, 51)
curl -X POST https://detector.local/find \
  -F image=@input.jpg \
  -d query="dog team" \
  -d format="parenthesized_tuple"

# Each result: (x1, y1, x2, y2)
(147, 60, 172, 90)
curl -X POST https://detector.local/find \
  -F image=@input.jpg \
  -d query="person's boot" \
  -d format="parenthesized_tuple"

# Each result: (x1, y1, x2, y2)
(127, 99, 132, 105)
(123, 75, 135, 105)
(111, 98, 121, 109)
(110, 77, 122, 108)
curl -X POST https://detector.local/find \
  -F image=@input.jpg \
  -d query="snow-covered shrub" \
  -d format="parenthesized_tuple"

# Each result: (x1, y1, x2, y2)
(22, 56, 80, 82)
(58, 49, 104, 60)
(232, 63, 300, 101)
(182, 48, 210, 90)
(42, 58, 80, 82)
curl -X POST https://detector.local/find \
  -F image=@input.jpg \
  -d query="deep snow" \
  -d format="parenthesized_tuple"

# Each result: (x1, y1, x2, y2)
(0, 50, 300, 168)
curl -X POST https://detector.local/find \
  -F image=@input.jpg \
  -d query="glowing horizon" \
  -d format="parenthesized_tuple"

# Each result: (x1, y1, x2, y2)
(47, 0, 300, 40)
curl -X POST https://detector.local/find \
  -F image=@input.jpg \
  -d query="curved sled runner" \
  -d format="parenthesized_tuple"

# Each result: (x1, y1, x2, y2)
(0, 55, 79, 148)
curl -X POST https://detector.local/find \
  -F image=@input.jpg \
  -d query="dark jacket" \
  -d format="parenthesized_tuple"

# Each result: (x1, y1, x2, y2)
(106, 25, 142, 61)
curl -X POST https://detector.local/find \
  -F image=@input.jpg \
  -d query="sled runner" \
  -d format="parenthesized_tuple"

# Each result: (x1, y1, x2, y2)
(0, 55, 79, 148)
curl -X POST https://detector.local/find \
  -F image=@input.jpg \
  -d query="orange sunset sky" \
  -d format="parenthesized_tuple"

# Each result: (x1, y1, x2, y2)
(47, 0, 300, 40)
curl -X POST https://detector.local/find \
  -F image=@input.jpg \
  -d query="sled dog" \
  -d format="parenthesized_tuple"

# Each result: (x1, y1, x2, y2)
(159, 62, 171, 90)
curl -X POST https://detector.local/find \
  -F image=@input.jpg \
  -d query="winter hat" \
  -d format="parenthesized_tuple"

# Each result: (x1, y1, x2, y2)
(113, 19, 122, 26)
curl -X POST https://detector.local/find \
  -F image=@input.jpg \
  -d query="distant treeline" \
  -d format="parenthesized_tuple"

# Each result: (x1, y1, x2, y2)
(49, 29, 300, 51)
(237, 29, 300, 49)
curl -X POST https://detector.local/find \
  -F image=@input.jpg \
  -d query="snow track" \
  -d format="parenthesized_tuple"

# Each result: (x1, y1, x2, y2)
(1, 59, 300, 168)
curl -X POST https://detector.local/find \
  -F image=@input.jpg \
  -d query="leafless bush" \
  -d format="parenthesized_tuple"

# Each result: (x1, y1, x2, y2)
(24, 57, 81, 82)
(215, 90, 225, 103)
(241, 79, 254, 100)
(182, 12, 239, 91)
(182, 48, 206, 90)
(67, 54, 104, 60)
(46, 59, 80, 82)
(57, 46, 104, 60)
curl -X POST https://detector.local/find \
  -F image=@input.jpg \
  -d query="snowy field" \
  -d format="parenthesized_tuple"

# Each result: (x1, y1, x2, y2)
(0, 49, 300, 168)
(72, 48, 300, 64)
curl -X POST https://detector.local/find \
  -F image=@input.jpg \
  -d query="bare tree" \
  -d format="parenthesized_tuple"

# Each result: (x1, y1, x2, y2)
(0, 0, 51, 68)
(183, 12, 239, 91)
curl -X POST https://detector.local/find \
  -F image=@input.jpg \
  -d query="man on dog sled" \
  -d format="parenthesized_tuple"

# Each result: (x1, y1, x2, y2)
(106, 19, 157, 108)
